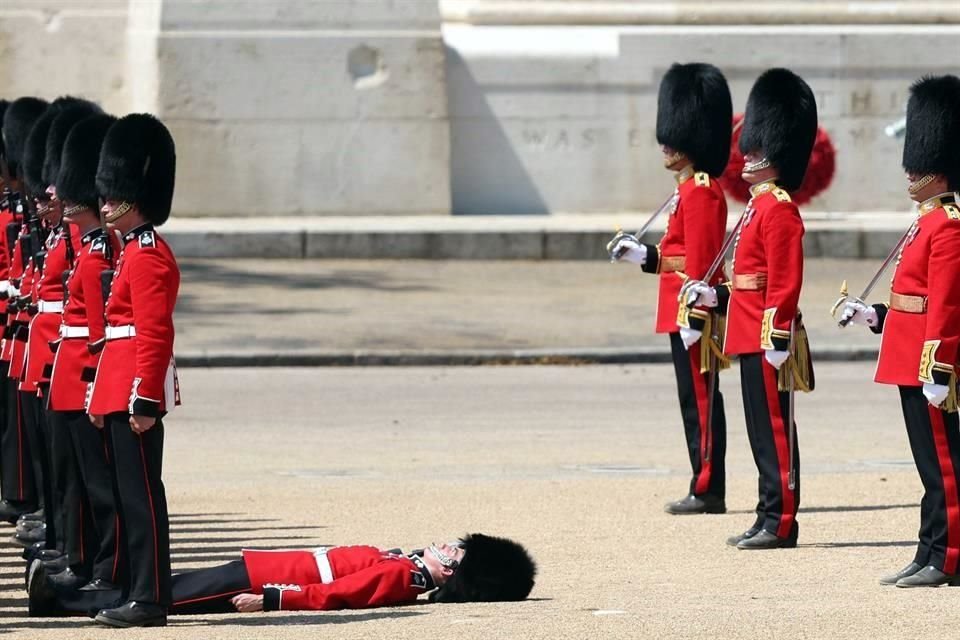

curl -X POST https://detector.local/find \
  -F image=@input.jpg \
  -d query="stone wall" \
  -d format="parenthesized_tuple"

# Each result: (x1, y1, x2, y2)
(2, 1, 959, 216)
(444, 23, 960, 213)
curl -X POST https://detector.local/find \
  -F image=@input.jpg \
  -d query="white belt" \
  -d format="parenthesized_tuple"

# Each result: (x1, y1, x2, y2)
(7, 286, 19, 297)
(105, 325, 136, 340)
(313, 548, 334, 584)
(60, 325, 89, 339)
(37, 300, 64, 313)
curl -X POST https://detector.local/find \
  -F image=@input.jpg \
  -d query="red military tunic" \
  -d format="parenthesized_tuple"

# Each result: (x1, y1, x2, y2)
(0, 206, 14, 298)
(723, 181, 805, 355)
(641, 168, 728, 333)
(23, 224, 81, 391)
(875, 194, 960, 387)
(8, 258, 36, 382)
(87, 225, 180, 416)
(48, 228, 113, 411)
(242, 545, 435, 611)
(2, 224, 28, 365)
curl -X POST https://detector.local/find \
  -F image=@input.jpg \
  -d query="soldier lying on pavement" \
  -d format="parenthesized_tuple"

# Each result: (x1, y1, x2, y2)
(28, 533, 536, 625)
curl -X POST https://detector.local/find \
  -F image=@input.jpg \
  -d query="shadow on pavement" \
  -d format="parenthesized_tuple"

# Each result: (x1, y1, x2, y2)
(727, 503, 916, 516)
(175, 609, 427, 627)
(800, 540, 915, 549)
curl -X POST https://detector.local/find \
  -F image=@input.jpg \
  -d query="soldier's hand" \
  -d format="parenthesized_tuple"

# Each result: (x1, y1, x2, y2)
(89, 414, 104, 429)
(839, 300, 877, 327)
(610, 238, 646, 265)
(923, 383, 949, 408)
(130, 414, 157, 433)
(231, 593, 264, 612)
(683, 281, 718, 308)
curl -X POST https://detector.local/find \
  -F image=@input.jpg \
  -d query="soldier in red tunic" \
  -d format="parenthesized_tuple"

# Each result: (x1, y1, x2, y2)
(608, 63, 732, 515)
(27, 533, 536, 623)
(838, 75, 960, 587)
(683, 68, 817, 549)
(15, 98, 97, 553)
(42, 111, 122, 591)
(86, 114, 180, 627)
(0, 97, 48, 525)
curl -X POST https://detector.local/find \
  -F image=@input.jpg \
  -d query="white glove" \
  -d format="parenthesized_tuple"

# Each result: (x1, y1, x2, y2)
(839, 299, 878, 328)
(684, 281, 718, 308)
(923, 383, 950, 407)
(612, 238, 646, 265)
(765, 349, 790, 370)
(679, 327, 702, 349)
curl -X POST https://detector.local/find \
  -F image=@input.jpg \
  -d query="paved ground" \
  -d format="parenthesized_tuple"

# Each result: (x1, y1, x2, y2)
(0, 363, 950, 639)
(175, 258, 881, 363)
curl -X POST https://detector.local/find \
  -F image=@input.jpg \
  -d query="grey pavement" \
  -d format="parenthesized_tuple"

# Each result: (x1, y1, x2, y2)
(163, 212, 914, 260)
(0, 363, 944, 639)
(175, 257, 882, 366)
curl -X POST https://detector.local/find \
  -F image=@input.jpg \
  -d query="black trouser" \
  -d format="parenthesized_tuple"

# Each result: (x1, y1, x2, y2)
(22, 391, 55, 546)
(1, 376, 35, 506)
(41, 386, 69, 552)
(669, 333, 726, 499)
(49, 560, 250, 617)
(107, 413, 171, 607)
(739, 353, 800, 538)
(900, 386, 960, 574)
(48, 410, 122, 583)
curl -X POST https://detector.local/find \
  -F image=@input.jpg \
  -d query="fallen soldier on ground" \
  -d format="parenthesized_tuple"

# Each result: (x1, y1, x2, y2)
(28, 533, 536, 626)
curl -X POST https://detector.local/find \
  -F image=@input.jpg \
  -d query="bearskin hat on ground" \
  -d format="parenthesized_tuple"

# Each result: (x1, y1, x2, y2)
(739, 68, 818, 192)
(656, 63, 733, 177)
(902, 75, 960, 192)
(96, 113, 176, 226)
(57, 114, 117, 212)
(428, 533, 536, 603)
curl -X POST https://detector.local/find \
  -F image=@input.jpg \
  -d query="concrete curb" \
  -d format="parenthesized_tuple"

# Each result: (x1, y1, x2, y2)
(165, 226, 909, 261)
(175, 347, 879, 367)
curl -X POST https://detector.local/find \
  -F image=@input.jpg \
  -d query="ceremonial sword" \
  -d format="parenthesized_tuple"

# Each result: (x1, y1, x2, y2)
(831, 222, 913, 327)
(606, 191, 680, 262)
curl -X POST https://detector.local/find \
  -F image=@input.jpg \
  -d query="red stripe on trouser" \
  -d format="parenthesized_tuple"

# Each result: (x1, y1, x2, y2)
(138, 436, 160, 602)
(761, 360, 795, 538)
(688, 341, 712, 495)
(929, 406, 960, 574)
(16, 391, 22, 499)
(175, 589, 249, 607)
(79, 502, 85, 564)
(111, 516, 121, 582)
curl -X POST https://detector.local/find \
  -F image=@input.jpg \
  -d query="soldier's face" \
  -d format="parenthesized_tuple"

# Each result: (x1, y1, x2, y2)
(906, 172, 948, 202)
(741, 151, 778, 184)
(661, 146, 689, 171)
(422, 542, 465, 584)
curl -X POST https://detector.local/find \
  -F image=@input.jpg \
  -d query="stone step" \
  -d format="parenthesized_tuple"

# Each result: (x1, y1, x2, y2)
(163, 212, 913, 259)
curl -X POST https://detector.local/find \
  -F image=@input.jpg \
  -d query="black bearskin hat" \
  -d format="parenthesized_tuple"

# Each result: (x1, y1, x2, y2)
(22, 97, 98, 196)
(57, 114, 117, 212)
(0, 100, 9, 163)
(739, 68, 818, 192)
(902, 75, 960, 192)
(44, 102, 103, 189)
(2, 97, 49, 177)
(96, 113, 176, 226)
(656, 63, 733, 177)
(428, 533, 536, 603)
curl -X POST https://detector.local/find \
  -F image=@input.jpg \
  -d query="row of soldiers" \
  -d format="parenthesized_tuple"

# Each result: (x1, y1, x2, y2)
(0, 97, 180, 625)
(609, 66, 960, 586)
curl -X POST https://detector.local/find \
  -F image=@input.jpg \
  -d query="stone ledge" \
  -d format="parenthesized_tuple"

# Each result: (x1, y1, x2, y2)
(175, 345, 879, 367)
(441, 1, 960, 25)
(162, 213, 914, 259)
